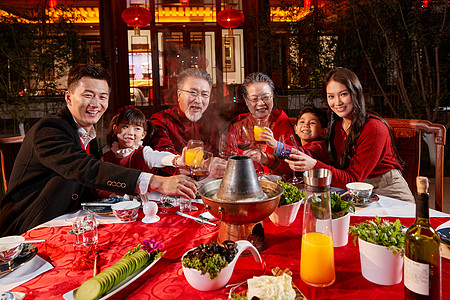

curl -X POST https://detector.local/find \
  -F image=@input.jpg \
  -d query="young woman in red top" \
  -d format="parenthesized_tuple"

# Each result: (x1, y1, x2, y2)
(289, 67, 414, 202)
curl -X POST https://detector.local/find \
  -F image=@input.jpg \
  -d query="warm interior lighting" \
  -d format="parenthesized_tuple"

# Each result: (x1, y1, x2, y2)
(0, 6, 311, 25)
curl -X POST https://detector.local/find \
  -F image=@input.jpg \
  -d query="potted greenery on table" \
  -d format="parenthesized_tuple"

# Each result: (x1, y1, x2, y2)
(330, 192, 355, 247)
(269, 181, 305, 226)
(349, 217, 405, 285)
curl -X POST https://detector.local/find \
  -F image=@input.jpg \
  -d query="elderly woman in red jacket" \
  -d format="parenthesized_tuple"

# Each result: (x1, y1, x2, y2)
(227, 72, 297, 174)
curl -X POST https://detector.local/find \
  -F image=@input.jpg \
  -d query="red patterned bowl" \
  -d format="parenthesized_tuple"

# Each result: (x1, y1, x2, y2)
(0, 236, 25, 264)
(111, 201, 140, 222)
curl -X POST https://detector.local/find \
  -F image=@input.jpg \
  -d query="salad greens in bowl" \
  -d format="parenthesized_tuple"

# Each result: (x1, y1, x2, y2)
(276, 181, 305, 206)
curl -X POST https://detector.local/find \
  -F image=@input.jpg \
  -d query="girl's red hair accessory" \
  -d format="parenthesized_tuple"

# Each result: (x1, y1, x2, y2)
(118, 105, 137, 114)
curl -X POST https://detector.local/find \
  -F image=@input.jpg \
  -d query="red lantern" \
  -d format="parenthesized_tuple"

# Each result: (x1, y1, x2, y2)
(217, 8, 245, 30)
(48, 0, 57, 8)
(180, 0, 189, 7)
(122, 6, 152, 27)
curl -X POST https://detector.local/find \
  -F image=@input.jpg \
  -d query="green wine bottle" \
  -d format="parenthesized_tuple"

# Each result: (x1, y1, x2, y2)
(404, 177, 441, 299)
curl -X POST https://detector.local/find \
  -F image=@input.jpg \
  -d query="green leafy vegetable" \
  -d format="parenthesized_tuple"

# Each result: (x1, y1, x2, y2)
(277, 181, 305, 206)
(349, 216, 405, 256)
(331, 192, 355, 219)
(182, 253, 229, 279)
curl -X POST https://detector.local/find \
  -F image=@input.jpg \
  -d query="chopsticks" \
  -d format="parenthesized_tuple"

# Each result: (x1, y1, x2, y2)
(25, 240, 46, 243)
(93, 255, 98, 276)
(81, 203, 114, 206)
(175, 211, 217, 226)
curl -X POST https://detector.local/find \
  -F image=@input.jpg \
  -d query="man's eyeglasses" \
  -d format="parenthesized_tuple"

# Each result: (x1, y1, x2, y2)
(247, 94, 273, 104)
(180, 89, 210, 100)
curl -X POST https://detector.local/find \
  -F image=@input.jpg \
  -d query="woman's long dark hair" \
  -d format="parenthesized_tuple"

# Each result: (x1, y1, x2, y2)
(324, 67, 402, 169)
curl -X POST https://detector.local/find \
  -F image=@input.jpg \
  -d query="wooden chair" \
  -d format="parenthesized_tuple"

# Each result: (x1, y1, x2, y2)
(385, 119, 446, 211)
(0, 135, 24, 195)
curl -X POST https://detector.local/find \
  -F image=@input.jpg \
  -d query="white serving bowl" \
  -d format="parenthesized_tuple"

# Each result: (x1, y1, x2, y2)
(0, 236, 25, 264)
(346, 182, 373, 201)
(182, 240, 262, 291)
(269, 201, 302, 226)
(111, 201, 140, 222)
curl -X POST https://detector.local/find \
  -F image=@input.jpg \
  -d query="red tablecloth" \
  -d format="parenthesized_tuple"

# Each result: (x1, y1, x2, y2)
(13, 207, 450, 300)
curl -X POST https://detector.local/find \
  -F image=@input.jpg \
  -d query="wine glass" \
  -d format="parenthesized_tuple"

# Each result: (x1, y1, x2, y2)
(158, 195, 169, 214)
(219, 132, 237, 159)
(235, 126, 252, 151)
(72, 219, 82, 247)
(186, 139, 204, 168)
(186, 150, 212, 212)
(280, 134, 302, 184)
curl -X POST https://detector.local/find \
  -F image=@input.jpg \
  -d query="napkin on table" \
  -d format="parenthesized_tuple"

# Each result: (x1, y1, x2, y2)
(0, 255, 53, 293)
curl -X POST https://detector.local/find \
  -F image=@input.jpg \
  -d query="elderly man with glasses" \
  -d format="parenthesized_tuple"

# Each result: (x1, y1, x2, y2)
(150, 68, 226, 177)
(226, 72, 297, 174)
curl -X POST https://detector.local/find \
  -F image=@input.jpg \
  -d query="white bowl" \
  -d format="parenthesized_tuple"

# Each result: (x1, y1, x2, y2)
(111, 201, 140, 222)
(0, 236, 25, 263)
(358, 238, 403, 285)
(182, 240, 262, 291)
(269, 201, 301, 226)
(346, 182, 373, 201)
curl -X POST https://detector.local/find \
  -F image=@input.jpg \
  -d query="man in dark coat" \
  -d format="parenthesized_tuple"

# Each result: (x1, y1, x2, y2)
(0, 64, 197, 236)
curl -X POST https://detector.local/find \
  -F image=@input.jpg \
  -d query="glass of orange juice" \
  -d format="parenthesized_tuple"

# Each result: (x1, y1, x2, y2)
(185, 139, 204, 167)
(300, 169, 335, 287)
(253, 119, 268, 142)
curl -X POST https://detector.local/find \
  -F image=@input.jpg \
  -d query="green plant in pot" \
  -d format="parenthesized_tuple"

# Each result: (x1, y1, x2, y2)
(329, 192, 355, 247)
(331, 192, 355, 219)
(269, 181, 305, 226)
(349, 217, 405, 285)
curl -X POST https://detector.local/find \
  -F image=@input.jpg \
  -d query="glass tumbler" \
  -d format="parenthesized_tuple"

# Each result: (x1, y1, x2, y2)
(300, 168, 335, 287)
(82, 215, 98, 246)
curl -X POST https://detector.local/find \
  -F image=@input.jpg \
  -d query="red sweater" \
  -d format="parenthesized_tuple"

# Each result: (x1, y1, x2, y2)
(97, 146, 152, 198)
(150, 104, 220, 155)
(315, 117, 401, 189)
(150, 104, 220, 176)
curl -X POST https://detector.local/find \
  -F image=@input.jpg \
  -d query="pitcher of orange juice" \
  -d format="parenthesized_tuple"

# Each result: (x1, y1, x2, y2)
(300, 168, 335, 287)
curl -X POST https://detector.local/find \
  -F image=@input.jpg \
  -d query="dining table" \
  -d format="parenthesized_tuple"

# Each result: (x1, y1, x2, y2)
(2, 191, 450, 300)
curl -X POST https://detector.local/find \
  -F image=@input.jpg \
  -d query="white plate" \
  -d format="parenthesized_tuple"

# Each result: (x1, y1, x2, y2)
(62, 251, 165, 300)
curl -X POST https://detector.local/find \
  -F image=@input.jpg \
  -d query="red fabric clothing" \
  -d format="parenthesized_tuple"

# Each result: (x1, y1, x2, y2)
(149, 104, 220, 176)
(97, 146, 152, 198)
(101, 146, 152, 173)
(227, 109, 297, 174)
(315, 116, 401, 189)
(150, 104, 220, 155)
(302, 139, 329, 164)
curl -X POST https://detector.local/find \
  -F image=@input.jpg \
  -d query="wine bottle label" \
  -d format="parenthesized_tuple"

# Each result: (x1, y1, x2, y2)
(404, 256, 429, 296)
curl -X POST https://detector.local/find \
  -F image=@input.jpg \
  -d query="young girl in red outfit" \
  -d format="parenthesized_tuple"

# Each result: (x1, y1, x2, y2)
(289, 68, 414, 202)
(97, 106, 186, 198)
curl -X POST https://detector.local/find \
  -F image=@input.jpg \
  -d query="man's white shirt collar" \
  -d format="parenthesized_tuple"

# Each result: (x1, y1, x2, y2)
(72, 117, 96, 148)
